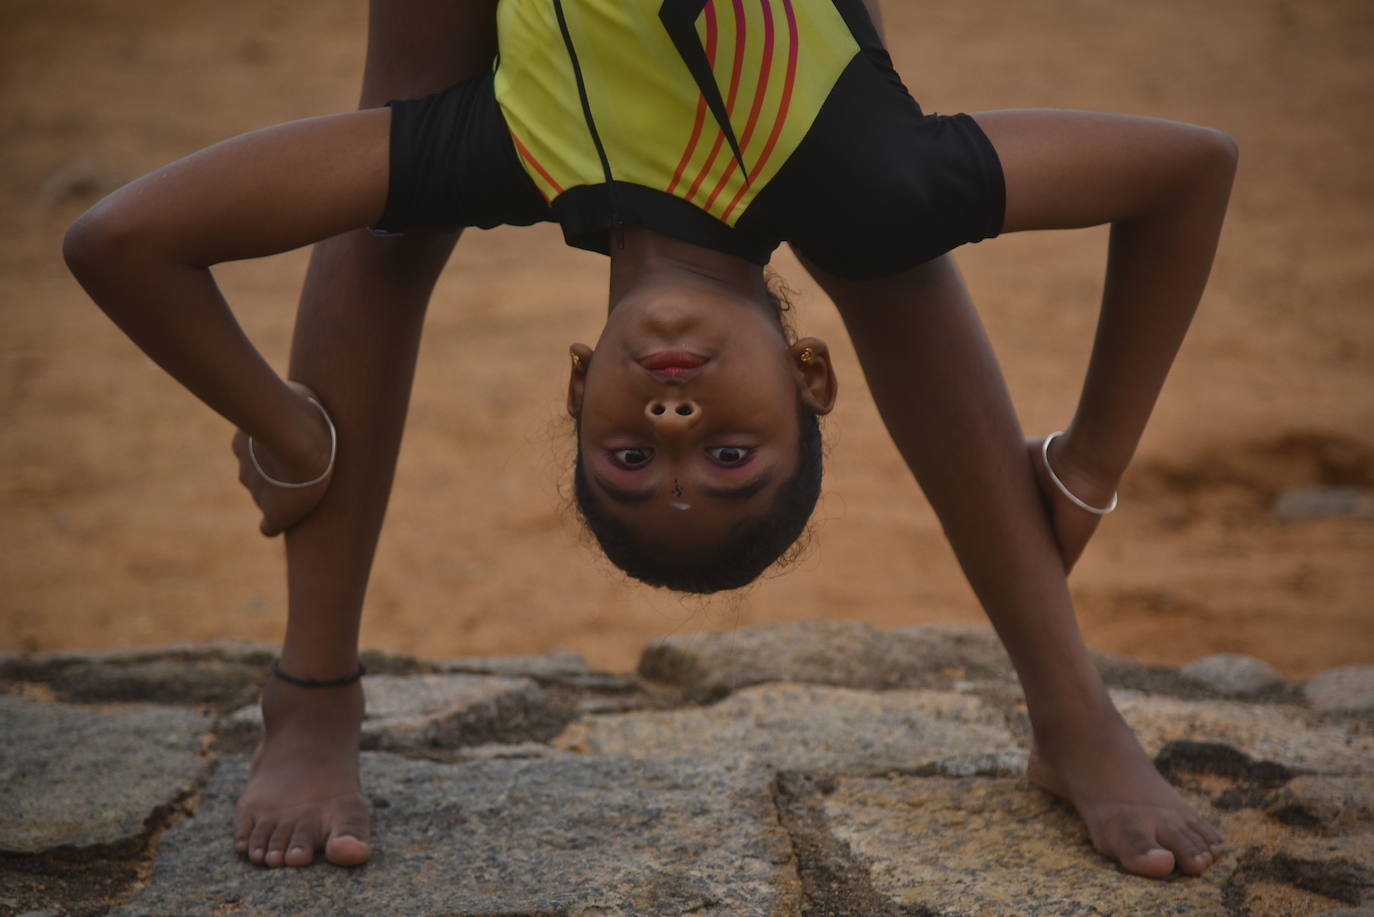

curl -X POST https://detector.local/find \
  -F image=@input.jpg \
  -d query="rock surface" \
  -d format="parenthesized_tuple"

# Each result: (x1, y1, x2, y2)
(1272, 486, 1374, 521)
(561, 681, 1026, 776)
(638, 620, 1017, 701)
(111, 754, 799, 917)
(2, 622, 1371, 916)
(224, 672, 571, 750)
(0, 696, 208, 854)
(1182, 653, 1288, 696)
(1304, 666, 1374, 713)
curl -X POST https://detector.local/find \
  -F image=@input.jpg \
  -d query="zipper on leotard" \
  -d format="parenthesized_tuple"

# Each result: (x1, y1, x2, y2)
(551, 0, 625, 248)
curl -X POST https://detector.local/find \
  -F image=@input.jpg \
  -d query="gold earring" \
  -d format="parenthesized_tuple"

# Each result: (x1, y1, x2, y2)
(570, 350, 583, 370)
(798, 347, 815, 365)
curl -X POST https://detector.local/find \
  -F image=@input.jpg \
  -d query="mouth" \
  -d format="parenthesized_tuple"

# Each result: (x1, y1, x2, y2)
(639, 350, 707, 383)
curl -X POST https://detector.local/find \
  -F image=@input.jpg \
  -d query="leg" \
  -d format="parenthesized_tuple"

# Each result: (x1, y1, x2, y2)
(803, 249, 1225, 878)
(232, 0, 499, 869)
(807, 110, 1235, 877)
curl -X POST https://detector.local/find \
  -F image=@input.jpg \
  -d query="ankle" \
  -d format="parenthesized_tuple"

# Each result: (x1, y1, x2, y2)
(259, 671, 364, 725)
(1026, 688, 1128, 746)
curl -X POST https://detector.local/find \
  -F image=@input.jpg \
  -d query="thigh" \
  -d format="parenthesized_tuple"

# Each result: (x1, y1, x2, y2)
(360, 0, 499, 106)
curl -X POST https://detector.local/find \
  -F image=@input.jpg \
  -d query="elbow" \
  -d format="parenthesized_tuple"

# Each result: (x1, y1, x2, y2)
(63, 199, 123, 285)
(63, 192, 160, 288)
(1189, 126, 1239, 187)
(1206, 126, 1239, 174)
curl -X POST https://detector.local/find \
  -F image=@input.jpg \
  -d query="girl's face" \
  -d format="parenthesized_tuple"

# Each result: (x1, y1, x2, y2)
(569, 276, 835, 556)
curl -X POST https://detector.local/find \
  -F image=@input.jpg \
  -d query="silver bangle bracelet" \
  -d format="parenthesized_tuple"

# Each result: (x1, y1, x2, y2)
(1041, 431, 1117, 515)
(248, 396, 336, 489)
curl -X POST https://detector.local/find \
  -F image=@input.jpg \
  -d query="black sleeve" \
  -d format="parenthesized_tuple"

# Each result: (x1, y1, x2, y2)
(373, 70, 552, 234)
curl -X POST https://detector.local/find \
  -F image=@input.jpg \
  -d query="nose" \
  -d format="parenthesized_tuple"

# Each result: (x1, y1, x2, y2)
(645, 398, 701, 430)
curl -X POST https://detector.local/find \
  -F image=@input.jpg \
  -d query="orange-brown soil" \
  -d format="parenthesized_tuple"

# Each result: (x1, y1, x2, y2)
(3, 0, 1371, 676)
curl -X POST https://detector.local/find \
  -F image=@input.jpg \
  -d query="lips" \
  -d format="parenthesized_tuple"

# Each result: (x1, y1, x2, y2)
(639, 350, 706, 370)
(639, 350, 707, 383)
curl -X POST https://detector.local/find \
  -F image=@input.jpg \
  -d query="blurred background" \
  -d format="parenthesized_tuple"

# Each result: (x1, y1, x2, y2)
(3, 0, 1371, 674)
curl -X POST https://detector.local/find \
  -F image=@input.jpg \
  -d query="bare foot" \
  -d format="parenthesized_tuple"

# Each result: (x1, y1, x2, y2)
(1028, 705, 1224, 878)
(233, 675, 371, 868)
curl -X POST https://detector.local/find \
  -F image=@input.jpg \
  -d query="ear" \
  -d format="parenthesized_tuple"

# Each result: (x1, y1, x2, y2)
(566, 343, 593, 417)
(789, 337, 838, 415)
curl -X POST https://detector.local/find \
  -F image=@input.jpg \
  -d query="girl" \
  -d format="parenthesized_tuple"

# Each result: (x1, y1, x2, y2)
(64, 0, 1236, 880)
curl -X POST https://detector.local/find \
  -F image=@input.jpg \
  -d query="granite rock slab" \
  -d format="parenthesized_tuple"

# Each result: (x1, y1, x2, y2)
(823, 775, 1235, 916)
(1304, 666, 1374, 714)
(0, 695, 209, 854)
(438, 651, 639, 692)
(1181, 653, 1287, 697)
(562, 681, 1026, 776)
(1114, 692, 1374, 775)
(638, 620, 1017, 701)
(1267, 776, 1374, 834)
(113, 752, 801, 917)
(1273, 486, 1374, 521)
(225, 673, 572, 749)
(0, 641, 276, 708)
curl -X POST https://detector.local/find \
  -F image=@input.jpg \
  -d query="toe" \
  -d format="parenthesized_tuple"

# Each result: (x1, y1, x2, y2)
(247, 818, 276, 867)
(1198, 819, 1225, 853)
(325, 834, 372, 867)
(285, 822, 318, 868)
(1119, 846, 1177, 879)
(324, 805, 372, 867)
(1102, 822, 1176, 879)
(232, 812, 252, 855)
(265, 819, 297, 869)
(1163, 830, 1212, 876)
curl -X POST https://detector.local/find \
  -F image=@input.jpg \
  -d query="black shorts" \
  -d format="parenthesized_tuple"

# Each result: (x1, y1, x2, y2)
(375, 47, 1004, 282)
(736, 47, 1006, 280)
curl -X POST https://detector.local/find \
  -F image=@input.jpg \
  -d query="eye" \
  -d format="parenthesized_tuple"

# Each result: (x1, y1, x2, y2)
(707, 446, 753, 466)
(610, 447, 654, 468)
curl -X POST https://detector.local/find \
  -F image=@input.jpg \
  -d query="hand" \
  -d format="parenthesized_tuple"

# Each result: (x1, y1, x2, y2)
(1026, 434, 1116, 575)
(231, 381, 335, 537)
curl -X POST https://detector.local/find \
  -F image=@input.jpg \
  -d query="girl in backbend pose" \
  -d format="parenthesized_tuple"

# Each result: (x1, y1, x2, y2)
(65, 0, 1235, 878)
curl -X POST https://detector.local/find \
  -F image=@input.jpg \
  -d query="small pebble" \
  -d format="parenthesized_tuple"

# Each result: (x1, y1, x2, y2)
(1181, 653, 1285, 696)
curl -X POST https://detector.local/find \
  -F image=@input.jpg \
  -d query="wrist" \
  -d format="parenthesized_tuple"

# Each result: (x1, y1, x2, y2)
(253, 388, 335, 487)
(1052, 427, 1128, 501)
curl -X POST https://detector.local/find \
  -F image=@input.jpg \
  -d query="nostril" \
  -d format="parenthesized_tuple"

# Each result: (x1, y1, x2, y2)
(676, 405, 693, 416)
(651, 404, 666, 415)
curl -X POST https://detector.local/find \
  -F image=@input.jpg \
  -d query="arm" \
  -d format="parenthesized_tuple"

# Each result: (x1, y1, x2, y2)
(860, 0, 885, 42)
(802, 110, 1236, 654)
(63, 109, 394, 529)
(977, 110, 1238, 568)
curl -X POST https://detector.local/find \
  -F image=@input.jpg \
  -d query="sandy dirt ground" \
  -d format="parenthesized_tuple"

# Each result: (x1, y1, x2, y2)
(3, 0, 1372, 677)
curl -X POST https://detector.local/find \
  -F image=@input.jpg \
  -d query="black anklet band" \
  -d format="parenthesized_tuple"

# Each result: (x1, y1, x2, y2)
(270, 658, 367, 688)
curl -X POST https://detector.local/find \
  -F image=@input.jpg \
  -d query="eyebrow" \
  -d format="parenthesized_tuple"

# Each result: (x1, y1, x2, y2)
(592, 473, 774, 505)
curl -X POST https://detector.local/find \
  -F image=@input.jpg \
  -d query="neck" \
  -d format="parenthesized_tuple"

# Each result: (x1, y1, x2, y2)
(607, 227, 767, 309)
